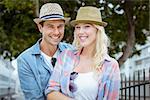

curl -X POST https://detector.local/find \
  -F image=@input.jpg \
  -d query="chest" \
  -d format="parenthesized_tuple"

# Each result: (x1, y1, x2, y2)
(74, 57, 94, 73)
(74, 72, 99, 95)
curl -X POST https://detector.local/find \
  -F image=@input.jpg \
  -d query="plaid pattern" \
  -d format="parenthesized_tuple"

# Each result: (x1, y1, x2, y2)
(45, 49, 120, 100)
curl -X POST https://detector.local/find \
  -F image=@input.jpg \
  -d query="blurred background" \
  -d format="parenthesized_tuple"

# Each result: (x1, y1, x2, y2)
(0, 0, 149, 100)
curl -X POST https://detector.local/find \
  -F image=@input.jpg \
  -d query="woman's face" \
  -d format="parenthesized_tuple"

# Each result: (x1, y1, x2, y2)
(74, 23, 97, 48)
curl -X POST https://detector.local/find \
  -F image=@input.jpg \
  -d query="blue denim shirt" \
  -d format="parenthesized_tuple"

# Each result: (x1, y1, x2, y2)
(17, 39, 74, 100)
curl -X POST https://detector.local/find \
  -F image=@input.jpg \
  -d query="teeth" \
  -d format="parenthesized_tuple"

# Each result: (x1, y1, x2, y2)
(51, 36, 59, 39)
(79, 36, 88, 41)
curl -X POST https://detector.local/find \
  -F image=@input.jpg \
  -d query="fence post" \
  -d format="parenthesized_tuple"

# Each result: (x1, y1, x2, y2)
(143, 69, 145, 100)
(149, 68, 150, 100)
(138, 70, 140, 100)
(125, 75, 127, 100)
(121, 74, 123, 100)
(129, 74, 131, 100)
(133, 72, 135, 100)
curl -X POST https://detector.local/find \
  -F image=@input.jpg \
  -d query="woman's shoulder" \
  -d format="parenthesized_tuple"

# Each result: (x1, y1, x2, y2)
(103, 54, 119, 69)
(104, 54, 118, 64)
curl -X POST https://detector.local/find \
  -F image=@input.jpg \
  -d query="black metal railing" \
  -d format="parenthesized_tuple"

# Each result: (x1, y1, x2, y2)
(120, 68, 150, 100)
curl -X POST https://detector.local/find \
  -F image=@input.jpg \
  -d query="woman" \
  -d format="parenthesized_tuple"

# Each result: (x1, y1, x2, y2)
(45, 6, 120, 100)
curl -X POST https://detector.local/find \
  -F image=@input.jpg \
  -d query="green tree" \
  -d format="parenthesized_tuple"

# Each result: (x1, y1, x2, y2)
(103, 0, 149, 66)
(0, 0, 40, 58)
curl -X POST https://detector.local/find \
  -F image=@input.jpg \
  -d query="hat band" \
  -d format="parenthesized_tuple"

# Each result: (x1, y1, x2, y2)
(40, 14, 64, 19)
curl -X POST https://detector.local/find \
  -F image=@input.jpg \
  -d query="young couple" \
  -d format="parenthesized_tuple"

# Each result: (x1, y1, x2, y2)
(17, 3, 120, 100)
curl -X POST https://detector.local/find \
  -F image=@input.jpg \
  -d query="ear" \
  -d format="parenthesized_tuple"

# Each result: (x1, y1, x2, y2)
(37, 24, 43, 33)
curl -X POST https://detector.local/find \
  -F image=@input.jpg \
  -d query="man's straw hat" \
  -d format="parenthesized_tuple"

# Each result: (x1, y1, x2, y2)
(70, 6, 107, 27)
(34, 3, 70, 24)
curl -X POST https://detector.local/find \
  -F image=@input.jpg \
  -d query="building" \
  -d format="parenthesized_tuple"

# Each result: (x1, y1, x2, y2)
(120, 37, 150, 77)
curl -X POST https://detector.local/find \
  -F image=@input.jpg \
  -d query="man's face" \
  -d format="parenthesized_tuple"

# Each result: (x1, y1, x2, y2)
(39, 20, 65, 46)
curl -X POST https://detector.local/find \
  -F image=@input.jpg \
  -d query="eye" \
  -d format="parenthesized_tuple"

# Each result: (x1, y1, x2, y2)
(58, 24, 64, 29)
(84, 25, 90, 28)
(75, 26, 80, 29)
(46, 24, 53, 28)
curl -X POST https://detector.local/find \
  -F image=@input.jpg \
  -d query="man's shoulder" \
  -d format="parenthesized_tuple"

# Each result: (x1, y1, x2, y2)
(17, 43, 38, 59)
(17, 48, 31, 60)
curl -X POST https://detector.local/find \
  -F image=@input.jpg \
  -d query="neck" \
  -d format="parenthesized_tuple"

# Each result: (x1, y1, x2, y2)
(40, 41, 57, 57)
(80, 46, 95, 58)
(80, 39, 96, 58)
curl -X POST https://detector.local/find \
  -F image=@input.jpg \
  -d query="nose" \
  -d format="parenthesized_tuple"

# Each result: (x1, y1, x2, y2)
(78, 27, 84, 34)
(53, 28, 60, 35)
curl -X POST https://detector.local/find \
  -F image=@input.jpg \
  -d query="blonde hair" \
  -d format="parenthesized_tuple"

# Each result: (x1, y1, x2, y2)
(73, 24, 110, 75)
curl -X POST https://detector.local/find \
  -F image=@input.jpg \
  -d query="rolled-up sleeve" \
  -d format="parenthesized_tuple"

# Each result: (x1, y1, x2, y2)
(107, 60, 120, 100)
(98, 59, 120, 100)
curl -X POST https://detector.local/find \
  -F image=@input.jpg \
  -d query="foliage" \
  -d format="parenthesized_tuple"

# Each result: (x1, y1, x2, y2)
(0, 0, 40, 59)
(106, 0, 149, 56)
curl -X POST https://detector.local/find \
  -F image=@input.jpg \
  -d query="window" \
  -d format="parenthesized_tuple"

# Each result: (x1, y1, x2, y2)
(135, 60, 142, 66)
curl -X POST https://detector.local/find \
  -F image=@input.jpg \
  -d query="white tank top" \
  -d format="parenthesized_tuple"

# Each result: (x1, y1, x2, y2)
(74, 72, 99, 100)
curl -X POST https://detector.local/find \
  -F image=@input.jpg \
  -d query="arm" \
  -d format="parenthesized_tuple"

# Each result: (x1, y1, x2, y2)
(17, 57, 44, 100)
(97, 59, 120, 100)
(47, 91, 73, 100)
(106, 60, 121, 100)
(45, 51, 73, 100)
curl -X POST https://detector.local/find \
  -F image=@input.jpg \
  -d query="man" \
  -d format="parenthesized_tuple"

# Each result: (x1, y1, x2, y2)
(17, 3, 73, 100)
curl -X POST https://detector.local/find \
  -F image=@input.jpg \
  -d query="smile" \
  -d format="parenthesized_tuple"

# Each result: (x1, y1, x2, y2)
(50, 35, 61, 40)
(79, 36, 88, 41)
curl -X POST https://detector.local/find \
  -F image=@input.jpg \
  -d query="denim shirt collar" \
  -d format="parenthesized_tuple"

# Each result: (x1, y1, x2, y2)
(31, 39, 66, 55)
(31, 39, 41, 55)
